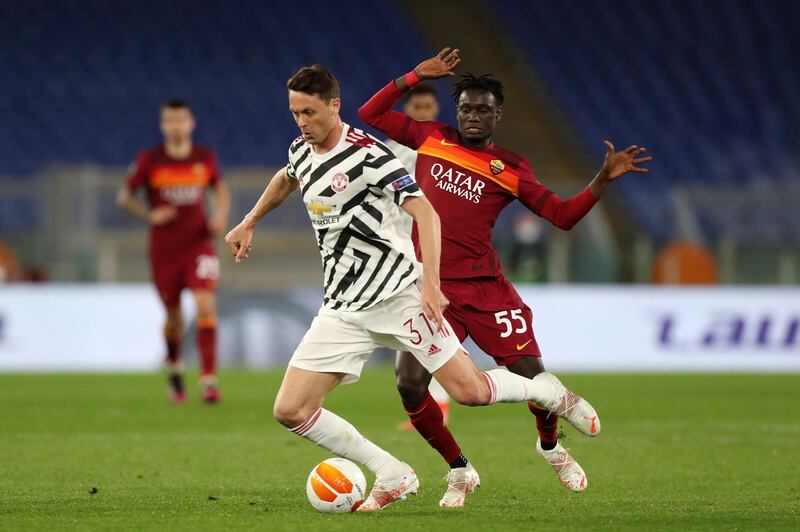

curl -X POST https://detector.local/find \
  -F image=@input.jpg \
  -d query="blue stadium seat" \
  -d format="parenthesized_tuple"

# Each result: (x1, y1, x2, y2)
(0, 0, 428, 173)
(495, 0, 800, 245)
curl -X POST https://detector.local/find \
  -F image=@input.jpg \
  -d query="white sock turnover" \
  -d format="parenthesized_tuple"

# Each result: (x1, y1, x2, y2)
(482, 369, 556, 405)
(289, 408, 403, 478)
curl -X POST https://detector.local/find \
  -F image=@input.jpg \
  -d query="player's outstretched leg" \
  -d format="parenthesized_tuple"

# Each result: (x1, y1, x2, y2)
(395, 351, 478, 508)
(274, 367, 418, 512)
(193, 290, 220, 404)
(434, 350, 601, 437)
(507, 358, 589, 491)
(163, 306, 185, 404)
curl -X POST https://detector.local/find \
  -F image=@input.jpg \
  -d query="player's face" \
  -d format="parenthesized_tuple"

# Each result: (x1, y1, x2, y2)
(403, 94, 440, 121)
(288, 91, 341, 145)
(160, 107, 195, 143)
(456, 89, 502, 145)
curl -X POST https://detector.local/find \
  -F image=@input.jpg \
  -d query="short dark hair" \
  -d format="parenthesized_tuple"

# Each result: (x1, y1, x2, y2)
(287, 64, 340, 101)
(162, 98, 191, 110)
(452, 73, 504, 106)
(403, 83, 438, 104)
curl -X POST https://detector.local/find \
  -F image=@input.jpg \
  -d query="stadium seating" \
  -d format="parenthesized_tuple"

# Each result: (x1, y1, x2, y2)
(0, 0, 427, 175)
(494, 0, 800, 244)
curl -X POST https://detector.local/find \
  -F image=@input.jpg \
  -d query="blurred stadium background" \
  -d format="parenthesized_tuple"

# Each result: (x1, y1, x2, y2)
(0, 0, 798, 372)
(1, 2, 799, 530)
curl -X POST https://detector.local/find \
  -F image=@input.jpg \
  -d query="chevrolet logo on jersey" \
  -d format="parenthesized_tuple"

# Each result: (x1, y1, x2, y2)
(489, 159, 505, 176)
(308, 201, 335, 216)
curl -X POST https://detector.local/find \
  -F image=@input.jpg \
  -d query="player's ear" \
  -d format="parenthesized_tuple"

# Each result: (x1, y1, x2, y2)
(495, 106, 503, 122)
(329, 97, 341, 114)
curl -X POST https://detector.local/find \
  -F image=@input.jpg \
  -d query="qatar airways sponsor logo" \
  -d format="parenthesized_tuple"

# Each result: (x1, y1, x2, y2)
(430, 162, 485, 204)
(161, 186, 202, 205)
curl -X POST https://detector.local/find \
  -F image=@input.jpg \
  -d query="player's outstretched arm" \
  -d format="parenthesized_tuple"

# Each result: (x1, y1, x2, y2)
(358, 47, 460, 148)
(520, 141, 651, 230)
(224, 166, 297, 263)
(401, 196, 449, 330)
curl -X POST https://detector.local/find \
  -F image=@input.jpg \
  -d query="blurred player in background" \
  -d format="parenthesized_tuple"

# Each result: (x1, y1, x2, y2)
(360, 48, 650, 505)
(383, 84, 452, 431)
(117, 99, 230, 404)
(225, 64, 602, 511)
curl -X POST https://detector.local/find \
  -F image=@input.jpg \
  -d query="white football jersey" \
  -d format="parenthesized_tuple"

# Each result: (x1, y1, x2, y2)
(286, 123, 424, 311)
(384, 138, 418, 178)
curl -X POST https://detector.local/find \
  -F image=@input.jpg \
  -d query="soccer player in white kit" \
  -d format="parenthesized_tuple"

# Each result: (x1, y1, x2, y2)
(225, 64, 602, 511)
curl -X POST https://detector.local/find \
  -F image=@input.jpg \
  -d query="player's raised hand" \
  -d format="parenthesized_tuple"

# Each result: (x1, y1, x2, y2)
(420, 279, 450, 332)
(415, 47, 461, 80)
(149, 205, 178, 226)
(224, 221, 254, 263)
(601, 141, 652, 180)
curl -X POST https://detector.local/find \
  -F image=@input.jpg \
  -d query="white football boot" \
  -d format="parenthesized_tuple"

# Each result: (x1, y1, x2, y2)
(439, 463, 481, 508)
(533, 372, 601, 437)
(357, 462, 419, 512)
(536, 438, 588, 492)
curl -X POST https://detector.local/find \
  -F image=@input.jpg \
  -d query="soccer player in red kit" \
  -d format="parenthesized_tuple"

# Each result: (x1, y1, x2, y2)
(359, 48, 651, 505)
(117, 99, 230, 404)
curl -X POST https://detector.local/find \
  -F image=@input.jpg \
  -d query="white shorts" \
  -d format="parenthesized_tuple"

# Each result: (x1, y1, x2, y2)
(289, 283, 462, 384)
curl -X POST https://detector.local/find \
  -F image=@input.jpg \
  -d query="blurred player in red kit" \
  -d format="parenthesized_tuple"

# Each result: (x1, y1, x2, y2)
(359, 48, 651, 505)
(117, 99, 230, 404)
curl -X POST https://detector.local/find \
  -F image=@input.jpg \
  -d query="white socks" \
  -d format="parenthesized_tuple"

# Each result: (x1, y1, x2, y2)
(482, 369, 556, 405)
(289, 408, 403, 478)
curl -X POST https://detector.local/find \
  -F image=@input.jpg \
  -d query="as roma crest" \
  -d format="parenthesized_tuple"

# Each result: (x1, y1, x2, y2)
(489, 159, 505, 176)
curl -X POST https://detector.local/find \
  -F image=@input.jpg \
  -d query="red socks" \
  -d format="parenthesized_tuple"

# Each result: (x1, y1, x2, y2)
(197, 317, 217, 378)
(528, 401, 559, 447)
(404, 392, 462, 464)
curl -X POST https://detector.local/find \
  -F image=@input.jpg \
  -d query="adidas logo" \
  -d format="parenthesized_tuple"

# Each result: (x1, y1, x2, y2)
(428, 344, 441, 356)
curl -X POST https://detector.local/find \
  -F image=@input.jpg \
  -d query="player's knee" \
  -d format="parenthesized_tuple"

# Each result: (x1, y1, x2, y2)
(396, 374, 428, 407)
(273, 400, 314, 429)
(449, 382, 489, 407)
(196, 312, 217, 328)
(273, 401, 302, 428)
(164, 315, 182, 337)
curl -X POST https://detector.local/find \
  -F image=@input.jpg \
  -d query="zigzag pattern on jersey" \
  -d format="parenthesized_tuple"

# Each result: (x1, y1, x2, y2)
(287, 125, 422, 310)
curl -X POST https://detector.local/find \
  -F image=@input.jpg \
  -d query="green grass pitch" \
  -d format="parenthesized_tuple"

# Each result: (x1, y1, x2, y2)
(1, 371, 798, 531)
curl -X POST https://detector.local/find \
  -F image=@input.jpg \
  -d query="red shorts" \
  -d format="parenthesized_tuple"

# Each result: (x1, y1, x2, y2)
(150, 243, 219, 307)
(442, 275, 541, 366)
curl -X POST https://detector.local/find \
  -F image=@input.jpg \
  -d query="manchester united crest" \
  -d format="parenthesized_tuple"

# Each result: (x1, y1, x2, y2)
(331, 172, 349, 192)
(489, 159, 505, 176)
(192, 162, 206, 176)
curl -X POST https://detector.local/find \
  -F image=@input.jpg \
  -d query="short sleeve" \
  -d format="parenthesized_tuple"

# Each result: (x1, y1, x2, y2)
(285, 159, 298, 181)
(366, 146, 423, 206)
(125, 152, 149, 191)
(286, 140, 303, 181)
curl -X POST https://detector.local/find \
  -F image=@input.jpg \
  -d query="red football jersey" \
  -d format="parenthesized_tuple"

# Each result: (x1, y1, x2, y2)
(126, 145, 220, 256)
(359, 82, 598, 279)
